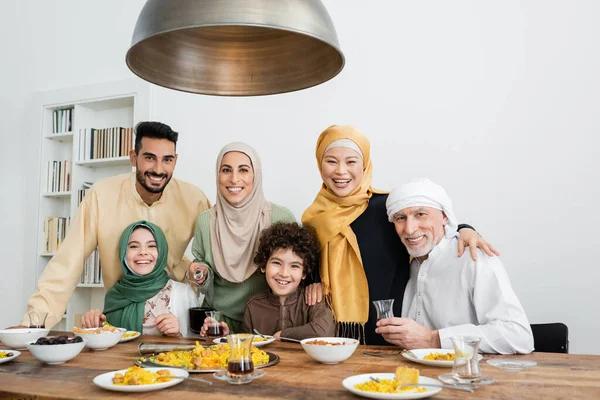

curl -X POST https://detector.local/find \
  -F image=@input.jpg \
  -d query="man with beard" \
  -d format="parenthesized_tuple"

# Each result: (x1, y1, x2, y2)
(376, 179, 533, 354)
(20, 122, 210, 329)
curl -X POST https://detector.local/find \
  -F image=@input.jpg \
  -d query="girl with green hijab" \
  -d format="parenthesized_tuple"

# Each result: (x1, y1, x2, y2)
(81, 221, 199, 336)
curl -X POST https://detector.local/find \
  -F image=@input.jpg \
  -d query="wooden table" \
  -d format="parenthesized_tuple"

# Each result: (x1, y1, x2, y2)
(1, 334, 599, 399)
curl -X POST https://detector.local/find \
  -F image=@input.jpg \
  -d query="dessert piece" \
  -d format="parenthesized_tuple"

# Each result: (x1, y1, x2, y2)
(395, 366, 419, 385)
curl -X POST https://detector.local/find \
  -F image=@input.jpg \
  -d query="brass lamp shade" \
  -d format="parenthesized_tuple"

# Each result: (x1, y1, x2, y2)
(126, 0, 345, 96)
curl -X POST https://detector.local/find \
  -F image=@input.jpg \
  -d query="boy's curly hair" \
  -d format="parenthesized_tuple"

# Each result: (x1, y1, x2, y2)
(253, 222, 319, 280)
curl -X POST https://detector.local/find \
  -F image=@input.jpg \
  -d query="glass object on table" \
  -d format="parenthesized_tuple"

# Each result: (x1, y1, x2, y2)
(372, 299, 395, 320)
(439, 335, 495, 387)
(226, 333, 255, 384)
(451, 336, 481, 382)
(28, 311, 48, 328)
(204, 310, 223, 338)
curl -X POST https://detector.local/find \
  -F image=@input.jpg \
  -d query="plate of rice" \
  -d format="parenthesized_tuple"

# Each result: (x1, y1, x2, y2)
(93, 366, 188, 392)
(136, 342, 278, 373)
(119, 331, 141, 343)
(343, 372, 442, 399)
(213, 335, 276, 347)
(402, 349, 483, 367)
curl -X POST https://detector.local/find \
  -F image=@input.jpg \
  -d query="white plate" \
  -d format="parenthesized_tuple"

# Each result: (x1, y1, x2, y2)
(213, 335, 276, 347)
(93, 367, 188, 392)
(0, 349, 21, 364)
(342, 373, 442, 399)
(402, 349, 483, 367)
(119, 331, 141, 343)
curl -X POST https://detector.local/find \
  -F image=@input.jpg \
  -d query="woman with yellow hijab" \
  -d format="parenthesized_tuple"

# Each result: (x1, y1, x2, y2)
(302, 125, 498, 344)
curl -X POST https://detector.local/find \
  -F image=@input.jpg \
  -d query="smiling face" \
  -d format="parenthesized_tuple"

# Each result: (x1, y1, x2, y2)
(262, 248, 306, 305)
(131, 137, 177, 195)
(320, 147, 364, 198)
(392, 206, 448, 261)
(125, 227, 158, 275)
(218, 151, 255, 206)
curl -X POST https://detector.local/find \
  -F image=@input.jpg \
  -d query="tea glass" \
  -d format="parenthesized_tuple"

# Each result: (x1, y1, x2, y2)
(205, 311, 223, 338)
(451, 336, 482, 383)
(226, 333, 255, 384)
(28, 311, 48, 329)
(372, 299, 395, 320)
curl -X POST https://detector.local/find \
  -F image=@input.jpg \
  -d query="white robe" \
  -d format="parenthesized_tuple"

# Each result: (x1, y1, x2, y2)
(402, 234, 534, 354)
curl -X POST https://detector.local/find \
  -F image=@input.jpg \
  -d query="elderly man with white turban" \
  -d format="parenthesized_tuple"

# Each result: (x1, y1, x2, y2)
(376, 179, 533, 354)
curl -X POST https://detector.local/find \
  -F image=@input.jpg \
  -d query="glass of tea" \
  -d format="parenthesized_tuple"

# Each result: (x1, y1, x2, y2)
(226, 333, 255, 384)
(451, 336, 482, 383)
(205, 310, 223, 338)
(372, 299, 395, 320)
(28, 311, 48, 328)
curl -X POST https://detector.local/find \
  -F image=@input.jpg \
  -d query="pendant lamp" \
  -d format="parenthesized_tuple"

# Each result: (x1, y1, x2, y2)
(126, 0, 345, 96)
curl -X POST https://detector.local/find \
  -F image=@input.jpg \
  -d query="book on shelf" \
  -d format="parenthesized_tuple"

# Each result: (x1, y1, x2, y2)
(46, 160, 71, 193)
(52, 108, 73, 134)
(77, 182, 94, 206)
(78, 127, 135, 161)
(43, 216, 71, 253)
(81, 248, 102, 285)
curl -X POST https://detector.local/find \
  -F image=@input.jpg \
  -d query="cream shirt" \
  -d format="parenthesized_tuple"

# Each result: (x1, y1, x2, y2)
(23, 172, 210, 328)
(402, 233, 534, 354)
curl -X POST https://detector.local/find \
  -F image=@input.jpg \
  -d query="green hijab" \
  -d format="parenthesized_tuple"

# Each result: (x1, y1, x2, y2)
(103, 221, 169, 332)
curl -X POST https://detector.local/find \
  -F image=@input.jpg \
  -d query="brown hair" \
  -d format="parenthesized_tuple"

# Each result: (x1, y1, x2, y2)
(253, 222, 319, 280)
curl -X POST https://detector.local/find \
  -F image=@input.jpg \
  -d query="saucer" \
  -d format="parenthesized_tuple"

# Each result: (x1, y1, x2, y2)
(438, 373, 495, 387)
(487, 359, 537, 371)
(213, 369, 266, 384)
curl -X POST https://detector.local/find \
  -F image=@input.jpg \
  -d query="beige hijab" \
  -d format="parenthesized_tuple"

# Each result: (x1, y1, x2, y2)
(210, 142, 272, 283)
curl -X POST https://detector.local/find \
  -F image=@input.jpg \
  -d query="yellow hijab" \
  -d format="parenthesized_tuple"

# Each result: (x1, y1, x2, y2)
(301, 125, 385, 328)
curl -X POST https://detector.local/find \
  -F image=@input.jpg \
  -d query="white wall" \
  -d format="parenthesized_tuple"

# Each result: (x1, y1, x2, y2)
(2, 1, 597, 354)
(0, 1, 28, 330)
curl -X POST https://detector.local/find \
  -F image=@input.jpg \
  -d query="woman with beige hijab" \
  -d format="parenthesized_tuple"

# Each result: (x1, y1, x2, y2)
(188, 142, 295, 333)
(302, 125, 499, 345)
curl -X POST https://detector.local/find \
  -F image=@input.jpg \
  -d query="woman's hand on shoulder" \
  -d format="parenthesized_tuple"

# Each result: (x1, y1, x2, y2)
(304, 283, 323, 306)
(155, 313, 181, 337)
(81, 309, 106, 328)
(188, 262, 209, 285)
(457, 228, 500, 260)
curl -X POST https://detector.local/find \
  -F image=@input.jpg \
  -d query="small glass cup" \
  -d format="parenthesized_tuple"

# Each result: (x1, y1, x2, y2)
(226, 333, 255, 384)
(28, 311, 48, 328)
(205, 310, 223, 338)
(451, 336, 482, 383)
(372, 299, 395, 320)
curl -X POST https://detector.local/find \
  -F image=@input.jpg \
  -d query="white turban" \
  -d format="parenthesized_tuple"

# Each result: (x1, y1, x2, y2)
(386, 178, 458, 235)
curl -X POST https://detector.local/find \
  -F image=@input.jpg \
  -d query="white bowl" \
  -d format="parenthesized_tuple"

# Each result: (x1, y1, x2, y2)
(0, 328, 50, 349)
(27, 338, 86, 364)
(76, 328, 125, 350)
(300, 337, 359, 364)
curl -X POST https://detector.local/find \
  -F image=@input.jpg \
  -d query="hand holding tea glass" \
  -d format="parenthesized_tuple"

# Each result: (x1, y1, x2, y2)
(200, 311, 228, 338)
(188, 262, 209, 285)
(376, 317, 441, 348)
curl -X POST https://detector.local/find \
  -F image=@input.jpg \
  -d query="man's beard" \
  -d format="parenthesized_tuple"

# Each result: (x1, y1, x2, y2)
(402, 235, 437, 258)
(136, 169, 171, 194)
